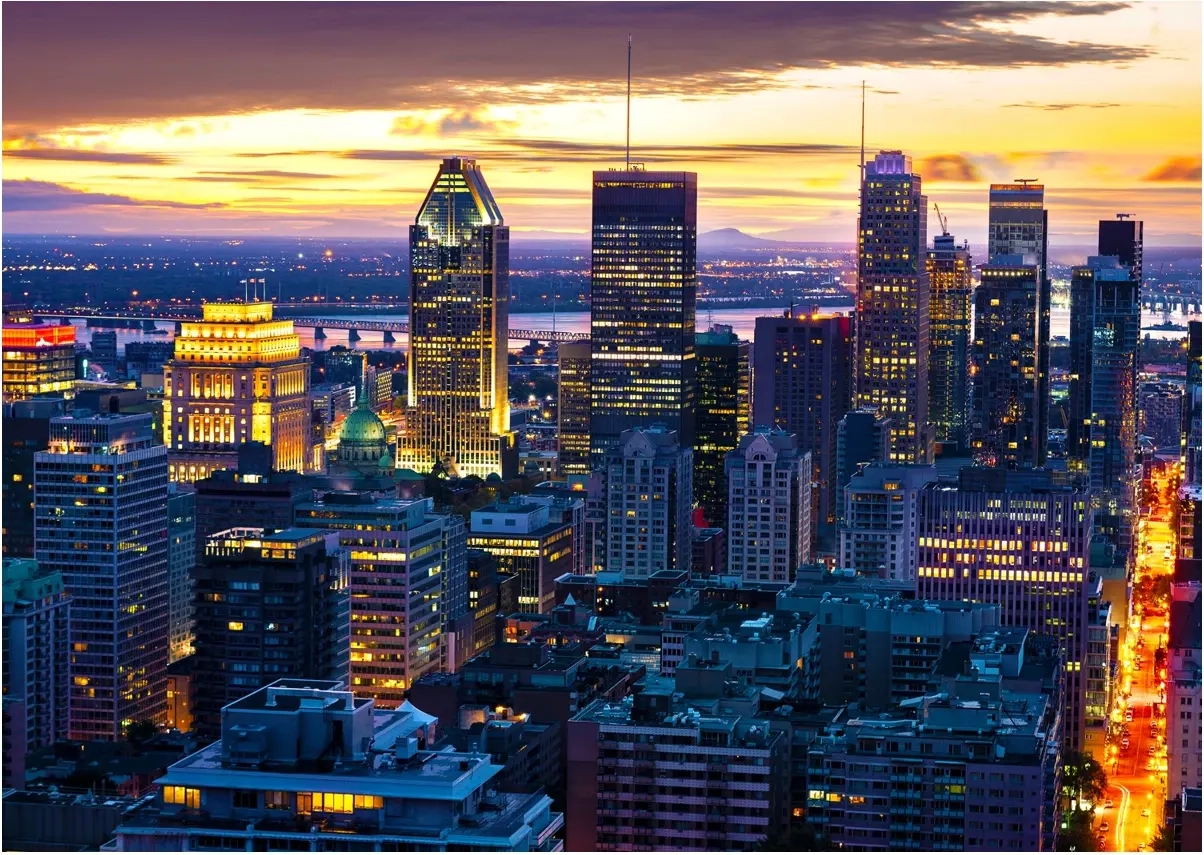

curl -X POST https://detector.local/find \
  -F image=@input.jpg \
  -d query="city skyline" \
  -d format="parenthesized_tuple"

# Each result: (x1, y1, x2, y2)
(2, 2, 1200, 245)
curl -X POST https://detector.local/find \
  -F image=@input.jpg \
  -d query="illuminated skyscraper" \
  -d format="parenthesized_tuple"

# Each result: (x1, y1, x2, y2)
(397, 158, 516, 479)
(971, 257, 1042, 467)
(163, 301, 312, 483)
(926, 232, 972, 453)
(694, 325, 750, 529)
(557, 339, 592, 476)
(856, 151, 932, 464)
(589, 170, 697, 463)
(987, 182, 1050, 465)
(1, 320, 76, 402)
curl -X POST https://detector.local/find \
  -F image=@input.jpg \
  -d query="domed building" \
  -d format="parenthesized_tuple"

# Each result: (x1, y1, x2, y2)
(336, 397, 394, 475)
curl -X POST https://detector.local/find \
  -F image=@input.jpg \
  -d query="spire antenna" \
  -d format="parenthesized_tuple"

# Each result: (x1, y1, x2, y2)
(859, 80, 866, 182)
(626, 34, 632, 169)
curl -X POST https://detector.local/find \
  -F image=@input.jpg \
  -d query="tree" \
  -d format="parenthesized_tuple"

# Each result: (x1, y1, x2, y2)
(756, 824, 830, 852)
(1061, 749, 1108, 809)
(1056, 809, 1099, 852)
(125, 719, 158, 746)
(1150, 822, 1175, 852)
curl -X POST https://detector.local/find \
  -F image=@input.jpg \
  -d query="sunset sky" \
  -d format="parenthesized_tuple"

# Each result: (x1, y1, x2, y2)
(3, 1, 1200, 245)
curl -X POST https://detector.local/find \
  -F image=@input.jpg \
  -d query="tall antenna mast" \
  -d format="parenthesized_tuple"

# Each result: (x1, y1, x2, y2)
(626, 34, 632, 169)
(859, 80, 866, 182)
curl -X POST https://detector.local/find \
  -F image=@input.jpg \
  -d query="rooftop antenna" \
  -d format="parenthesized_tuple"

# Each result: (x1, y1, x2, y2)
(626, 34, 632, 169)
(1014, 178, 1039, 186)
(1116, 213, 1132, 220)
(859, 80, 866, 183)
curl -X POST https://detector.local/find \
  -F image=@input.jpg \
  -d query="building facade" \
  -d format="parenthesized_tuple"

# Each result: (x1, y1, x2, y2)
(694, 325, 751, 530)
(856, 151, 932, 464)
(163, 300, 312, 482)
(167, 485, 196, 664)
(556, 339, 592, 476)
(725, 429, 812, 584)
(834, 408, 892, 527)
(2, 397, 65, 559)
(838, 463, 937, 581)
(926, 232, 973, 452)
(2, 558, 70, 752)
(469, 499, 574, 615)
(589, 170, 698, 462)
(397, 157, 517, 479)
(1, 321, 76, 402)
(602, 426, 693, 577)
(34, 412, 170, 740)
(1168, 590, 1202, 794)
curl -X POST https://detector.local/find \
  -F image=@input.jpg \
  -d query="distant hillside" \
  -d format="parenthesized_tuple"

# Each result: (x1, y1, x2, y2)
(699, 228, 807, 251)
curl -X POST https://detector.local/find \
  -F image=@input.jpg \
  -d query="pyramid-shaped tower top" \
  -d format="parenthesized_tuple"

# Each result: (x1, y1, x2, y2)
(415, 157, 503, 244)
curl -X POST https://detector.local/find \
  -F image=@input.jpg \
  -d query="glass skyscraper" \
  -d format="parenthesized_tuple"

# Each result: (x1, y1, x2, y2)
(926, 233, 972, 453)
(397, 157, 517, 479)
(856, 151, 932, 464)
(589, 170, 697, 464)
(694, 324, 750, 530)
(986, 182, 1050, 466)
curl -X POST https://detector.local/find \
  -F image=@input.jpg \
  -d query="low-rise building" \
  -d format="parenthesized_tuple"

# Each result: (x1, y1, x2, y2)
(469, 499, 574, 615)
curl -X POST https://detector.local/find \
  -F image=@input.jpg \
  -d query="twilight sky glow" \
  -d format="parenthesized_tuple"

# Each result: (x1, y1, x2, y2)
(2, 1, 1200, 245)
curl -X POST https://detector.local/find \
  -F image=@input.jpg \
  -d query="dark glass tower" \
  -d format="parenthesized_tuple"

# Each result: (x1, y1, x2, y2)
(987, 182, 1049, 466)
(694, 324, 750, 529)
(856, 151, 931, 464)
(1098, 216, 1144, 282)
(926, 233, 972, 453)
(752, 311, 852, 533)
(557, 339, 592, 476)
(397, 157, 516, 479)
(971, 257, 1042, 467)
(589, 170, 697, 463)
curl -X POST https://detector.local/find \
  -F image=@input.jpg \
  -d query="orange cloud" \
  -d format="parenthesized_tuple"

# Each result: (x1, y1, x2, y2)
(1144, 157, 1201, 182)
(918, 154, 982, 182)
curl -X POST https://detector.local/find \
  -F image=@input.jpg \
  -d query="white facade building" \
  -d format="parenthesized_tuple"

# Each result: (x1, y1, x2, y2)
(838, 463, 937, 581)
(725, 428, 811, 583)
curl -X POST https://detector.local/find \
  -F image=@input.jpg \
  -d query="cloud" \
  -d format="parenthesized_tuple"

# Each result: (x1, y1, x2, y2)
(391, 110, 515, 137)
(1144, 157, 1201, 182)
(199, 169, 341, 180)
(918, 154, 982, 182)
(3, 179, 223, 211)
(2, 2, 1152, 132)
(1004, 101, 1123, 110)
(2, 146, 175, 164)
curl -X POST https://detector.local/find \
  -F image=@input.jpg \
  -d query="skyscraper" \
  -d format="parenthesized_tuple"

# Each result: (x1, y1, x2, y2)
(589, 170, 697, 462)
(834, 408, 892, 527)
(396, 158, 516, 479)
(971, 256, 1043, 467)
(752, 311, 852, 533)
(725, 428, 811, 583)
(1098, 216, 1144, 282)
(856, 151, 932, 464)
(926, 232, 972, 452)
(34, 412, 169, 740)
(1, 321, 76, 402)
(167, 485, 196, 664)
(987, 182, 1050, 465)
(163, 300, 313, 482)
(694, 325, 750, 529)
(557, 339, 592, 476)
(1069, 253, 1141, 553)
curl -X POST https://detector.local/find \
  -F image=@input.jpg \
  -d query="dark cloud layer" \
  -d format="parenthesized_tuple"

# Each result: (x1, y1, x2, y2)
(2, 2, 1147, 133)
(3, 147, 176, 164)
(3, 180, 223, 211)
(1004, 101, 1124, 110)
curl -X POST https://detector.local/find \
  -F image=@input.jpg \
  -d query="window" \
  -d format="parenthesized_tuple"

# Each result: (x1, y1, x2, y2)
(233, 791, 257, 809)
(265, 791, 290, 811)
(163, 786, 201, 808)
(296, 793, 313, 814)
(309, 792, 354, 814)
(354, 795, 383, 810)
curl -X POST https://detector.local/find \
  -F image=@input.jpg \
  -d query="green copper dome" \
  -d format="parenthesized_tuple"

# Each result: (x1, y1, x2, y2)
(340, 399, 386, 446)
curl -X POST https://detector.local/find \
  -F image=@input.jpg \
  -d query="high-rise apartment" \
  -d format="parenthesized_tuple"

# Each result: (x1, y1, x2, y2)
(396, 157, 516, 479)
(834, 408, 892, 527)
(1167, 590, 1202, 793)
(2, 558, 70, 752)
(926, 232, 973, 452)
(557, 339, 592, 476)
(589, 170, 697, 462)
(725, 428, 812, 584)
(752, 312, 852, 533)
(856, 151, 932, 464)
(294, 493, 465, 704)
(191, 528, 349, 739)
(1, 321, 76, 402)
(971, 256, 1043, 467)
(838, 463, 938, 580)
(34, 412, 169, 740)
(987, 182, 1050, 465)
(916, 467, 1093, 748)
(167, 486, 196, 664)
(1069, 254, 1141, 553)
(163, 300, 312, 482)
(695, 325, 751, 529)
(602, 426, 693, 577)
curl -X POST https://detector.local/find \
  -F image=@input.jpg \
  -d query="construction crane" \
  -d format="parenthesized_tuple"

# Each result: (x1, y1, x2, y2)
(934, 202, 949, 237)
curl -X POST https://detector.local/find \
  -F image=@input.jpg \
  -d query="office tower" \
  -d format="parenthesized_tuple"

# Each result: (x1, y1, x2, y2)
(926, 232, 973, 452)
(1185, 321, 1202, 489)
(753, 312, 852, 533)
(34, 412, 169, 740)
(194, 464, 312, 540)
(532, 473, 607, 574)
(465, 549, 503, 661)
(321, 345, 367, 395)
(124, 341, 174, 382)
(295, 493, 466, 704)
(987, 182, 1050, 464)
(725, 428, 812, 583)
(1139, 382, 1184, 447)
(167, 486, 196, 664)
(2, 397, 66, 558)
(834, 408, 891, 526)
(589, 170, 697, 462)
(1084, 576, 1113, 755)
(1098, 216, 1144, 282)
(114, 680, 563, 852)
(602, 426, 693, 577)
(838, 463, 938, 580)
(1, 321, 75, 402)
(566, 681, 788, 851)
(468, 498, 575, 615)
(695, 325, 751, 529)
(917, 467, 1093, 748)
(163, 300, 312, 482)
(971, 256, 1043, 467)
(2, 558, 70, 751)
(90, 331, 118, 375)
(396, 157, 516, 479)
(1068, 255, 1141, 553)
(1167, 590, 1202, 791)
(557, 339, 592, 476)
(856, 151, 932, 464)
(522, 493, 588, 576)
(191, 528, 349, 738)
